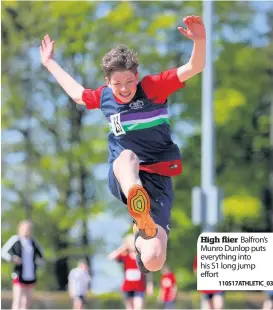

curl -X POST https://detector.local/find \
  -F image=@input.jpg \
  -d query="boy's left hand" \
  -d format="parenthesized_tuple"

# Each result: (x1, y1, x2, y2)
(178, 16, 206, 41)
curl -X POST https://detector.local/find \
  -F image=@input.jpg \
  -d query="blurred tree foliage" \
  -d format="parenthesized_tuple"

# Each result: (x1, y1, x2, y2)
(1, 1, 272, 292)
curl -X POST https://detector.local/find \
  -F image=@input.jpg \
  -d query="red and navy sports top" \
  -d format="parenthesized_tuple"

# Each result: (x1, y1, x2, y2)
(82, 68, 185, 176)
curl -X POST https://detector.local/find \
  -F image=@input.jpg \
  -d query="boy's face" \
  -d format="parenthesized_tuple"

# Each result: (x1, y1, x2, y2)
(106, 70, 139, 103)
(79, 262, 89, 271)
(19, 221, 32, 238)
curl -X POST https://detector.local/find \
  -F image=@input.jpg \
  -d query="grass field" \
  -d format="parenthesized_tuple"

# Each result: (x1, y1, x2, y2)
(1, 290, 267, 309)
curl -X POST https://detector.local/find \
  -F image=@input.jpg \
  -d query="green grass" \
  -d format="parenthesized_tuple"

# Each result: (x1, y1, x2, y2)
(1, 290, 267, 309)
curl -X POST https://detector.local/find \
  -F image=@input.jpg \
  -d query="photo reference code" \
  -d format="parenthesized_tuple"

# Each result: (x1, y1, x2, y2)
(219, 280, 273, 287)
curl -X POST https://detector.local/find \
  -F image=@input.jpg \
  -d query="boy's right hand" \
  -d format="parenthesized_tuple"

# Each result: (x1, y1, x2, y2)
(40, 34, 55, 68)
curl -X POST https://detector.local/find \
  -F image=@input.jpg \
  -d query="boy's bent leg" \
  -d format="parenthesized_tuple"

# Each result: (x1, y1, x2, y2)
(135, 225, 167, 272)
(134, 172, 172, 272)
(113, 149, 142, 195)
(113, 150, 157, 239)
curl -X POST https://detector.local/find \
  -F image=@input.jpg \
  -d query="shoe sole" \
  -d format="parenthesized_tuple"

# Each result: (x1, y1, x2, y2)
(127, 185, 157, 239)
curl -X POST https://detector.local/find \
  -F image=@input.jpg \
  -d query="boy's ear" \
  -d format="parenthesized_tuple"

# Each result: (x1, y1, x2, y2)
(136, 72, 140, 80)
(105, 76, 111, 86)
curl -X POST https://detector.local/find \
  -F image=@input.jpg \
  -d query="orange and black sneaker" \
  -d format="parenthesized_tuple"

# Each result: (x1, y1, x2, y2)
(127, 184, 157, 240)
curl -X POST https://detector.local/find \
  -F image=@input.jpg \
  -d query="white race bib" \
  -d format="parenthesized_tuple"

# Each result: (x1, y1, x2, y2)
(125, 269, 141, 281)
(162, 278, 172, 288)
(110, 113, 126, 136)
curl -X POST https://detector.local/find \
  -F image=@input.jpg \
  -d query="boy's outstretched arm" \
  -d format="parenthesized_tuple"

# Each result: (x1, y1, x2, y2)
(40, 34, 85, 105)
(107, 244, 128, 261)
(177, 15, 206, 82)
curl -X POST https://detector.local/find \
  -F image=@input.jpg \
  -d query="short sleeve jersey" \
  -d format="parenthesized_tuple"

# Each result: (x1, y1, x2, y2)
(116, 252, 146, 292)
(160, 272, 177, 302)
(82, 68, 185, 176)
(68, 267, 91, 297)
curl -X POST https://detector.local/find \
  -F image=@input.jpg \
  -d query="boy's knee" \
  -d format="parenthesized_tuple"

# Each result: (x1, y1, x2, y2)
(137, 225, 168, 272)
(119, 149, 138, 162)
(141, 248, 166, 272)
(113, 150, 139, 172)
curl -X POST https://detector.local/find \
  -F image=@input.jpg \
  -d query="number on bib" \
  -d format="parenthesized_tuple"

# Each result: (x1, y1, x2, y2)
(110, 113, 126, 136)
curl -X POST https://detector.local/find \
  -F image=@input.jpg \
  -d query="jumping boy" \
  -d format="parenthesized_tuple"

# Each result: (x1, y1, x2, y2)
(40, 15, 206, 274)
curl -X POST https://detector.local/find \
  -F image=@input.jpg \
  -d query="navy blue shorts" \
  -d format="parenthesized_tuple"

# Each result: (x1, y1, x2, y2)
(108, 164, 173, 234)
(124, 291, 145, 299)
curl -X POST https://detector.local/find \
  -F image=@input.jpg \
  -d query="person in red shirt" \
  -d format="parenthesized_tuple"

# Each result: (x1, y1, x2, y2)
(41, 16, 206, 274)
(108, 234, 153, 309)
(193, 255, 224, 309)
(158, 265, 177, 309)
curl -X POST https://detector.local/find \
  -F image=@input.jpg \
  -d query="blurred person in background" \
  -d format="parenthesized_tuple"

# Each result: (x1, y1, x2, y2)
(263, 290, 273, 310)
(108, 234, 153, 309)
(158, 264, 177, 309)
(1, 220, 44, 310)
(40, 15, 206, 274)
(68, 260, 91, 310)
(193, 255, 224, 309)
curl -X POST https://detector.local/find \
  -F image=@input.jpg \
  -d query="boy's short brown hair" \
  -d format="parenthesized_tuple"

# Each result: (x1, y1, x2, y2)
(101, 45, 139, 78)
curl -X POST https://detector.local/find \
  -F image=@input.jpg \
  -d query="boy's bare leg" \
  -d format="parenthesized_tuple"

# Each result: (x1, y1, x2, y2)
(133, 295, 145, 309)
(125, 298, 134, 310)
(113, 149, 166, 271)
(20, 286, 33, 309)
(113, 149, 142, 195)
(213, 294, 224, 310)
(113, 149, 157, 239)
(73, 298, 84, 310)
(135, 226, 167, 272)
(12, 284, 22, 310)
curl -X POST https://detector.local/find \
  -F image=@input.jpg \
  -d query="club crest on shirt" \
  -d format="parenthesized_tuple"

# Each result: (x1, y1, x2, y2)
(129, 100, 144, 110)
